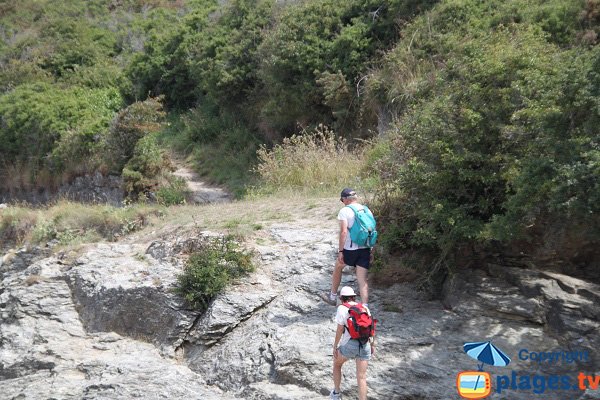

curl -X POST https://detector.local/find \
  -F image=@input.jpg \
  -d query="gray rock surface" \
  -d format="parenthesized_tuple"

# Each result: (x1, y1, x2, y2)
(66, 243, 199, 356)
(0, 255, 238, 400)
(1, 222, 599, 399)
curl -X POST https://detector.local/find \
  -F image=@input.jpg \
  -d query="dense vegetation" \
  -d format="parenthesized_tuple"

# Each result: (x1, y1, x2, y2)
(367, 0, 600, 283)
(1, 0, 598, 282)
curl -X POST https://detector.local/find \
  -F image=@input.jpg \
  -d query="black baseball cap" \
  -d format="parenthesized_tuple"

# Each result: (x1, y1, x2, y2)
(340, 188, 356, 198)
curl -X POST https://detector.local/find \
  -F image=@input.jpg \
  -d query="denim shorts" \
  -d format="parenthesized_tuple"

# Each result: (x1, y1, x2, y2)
(339, 339, 371, 361)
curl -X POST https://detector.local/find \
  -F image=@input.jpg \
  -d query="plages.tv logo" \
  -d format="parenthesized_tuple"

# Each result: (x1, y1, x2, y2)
(456, 341, 511, 399)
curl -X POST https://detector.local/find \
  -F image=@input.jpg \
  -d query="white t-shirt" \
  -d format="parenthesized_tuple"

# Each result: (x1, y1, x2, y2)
(337, 204, 369, 250)
(335, 301, 371, 347)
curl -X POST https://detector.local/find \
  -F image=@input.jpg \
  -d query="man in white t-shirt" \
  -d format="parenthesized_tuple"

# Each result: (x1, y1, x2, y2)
(330, 286, 374, 400)
(322, 188, 373, 307)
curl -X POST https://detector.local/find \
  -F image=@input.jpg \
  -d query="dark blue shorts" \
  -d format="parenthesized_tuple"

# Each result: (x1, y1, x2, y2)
(342, 248, 371, 269)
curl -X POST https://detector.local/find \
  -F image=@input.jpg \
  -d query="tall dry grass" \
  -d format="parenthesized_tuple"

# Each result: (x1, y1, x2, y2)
(253, 125, 365, 195)
(0, 206, 39, 245)
(0, 201, 163, 249)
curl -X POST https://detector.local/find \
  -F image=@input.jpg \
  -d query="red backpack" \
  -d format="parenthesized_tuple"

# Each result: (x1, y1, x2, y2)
(343, 302, 377, 345)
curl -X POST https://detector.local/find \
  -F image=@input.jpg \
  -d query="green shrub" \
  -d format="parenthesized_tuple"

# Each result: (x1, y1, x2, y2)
(122, 131, 172, 198)
(180, 101, 226, 145)
(62, 63, 127, 90)
(175, 236, 254, 310)
(256, 0, 363, 132)
(0, 60, 52, 92)
(255, 0, 436, 133)
(102, 96, 166, 174)
(121, 127, 194, 206)
(124, 0, 434, 135)
(369, 4, 600, 282)
(125, 5, 207, 108)
(156, 178, 189, 206)
(30, 219, 57, 243)
(189, 0, 273, 109)
(0, 83, 122, 183)
(39, 18, 117, 78)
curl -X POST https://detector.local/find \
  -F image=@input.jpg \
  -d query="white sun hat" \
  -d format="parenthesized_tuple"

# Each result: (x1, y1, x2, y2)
(339, 286, 356, 297)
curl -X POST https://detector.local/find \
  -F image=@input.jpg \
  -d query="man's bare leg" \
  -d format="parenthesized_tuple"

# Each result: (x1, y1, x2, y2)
(356, 265, 368, 305)
(330, 258, 346, 297)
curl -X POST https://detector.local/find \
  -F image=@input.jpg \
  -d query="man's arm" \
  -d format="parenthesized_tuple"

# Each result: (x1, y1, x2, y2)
(337, 219, 348, 263)
(338, 219, 348, 251)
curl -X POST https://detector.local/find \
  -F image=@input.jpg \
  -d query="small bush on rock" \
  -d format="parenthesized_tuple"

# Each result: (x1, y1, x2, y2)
(175, 236, 254, 311)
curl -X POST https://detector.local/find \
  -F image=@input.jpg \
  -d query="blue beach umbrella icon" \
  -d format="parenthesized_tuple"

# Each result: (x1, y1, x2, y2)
(463, 341, 511, 394)
(463, 341, 511, 371)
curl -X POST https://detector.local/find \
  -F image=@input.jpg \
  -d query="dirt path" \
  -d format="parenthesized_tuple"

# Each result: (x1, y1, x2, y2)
(172, 163, 231, 204)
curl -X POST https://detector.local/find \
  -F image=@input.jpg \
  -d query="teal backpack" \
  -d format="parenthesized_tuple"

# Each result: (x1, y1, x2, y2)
(346, 204, 378, 248)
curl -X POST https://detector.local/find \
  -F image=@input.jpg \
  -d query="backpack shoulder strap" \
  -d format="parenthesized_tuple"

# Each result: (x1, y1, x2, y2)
(346, 204, 366, 214)
(347, 302, 365, 312)
(343, 302, 362, 314)
(345, 204, 357, 215)
(341, 302, 352, 331)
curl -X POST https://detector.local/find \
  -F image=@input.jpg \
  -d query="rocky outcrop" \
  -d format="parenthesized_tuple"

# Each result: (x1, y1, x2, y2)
(442, 265, 600, 373)
(1, 223, 599, 399)
(65, 243, 199, 356)
(0, 172, 123, 206)
(0, 163, 231, 206)
(0, 253, 238, 399)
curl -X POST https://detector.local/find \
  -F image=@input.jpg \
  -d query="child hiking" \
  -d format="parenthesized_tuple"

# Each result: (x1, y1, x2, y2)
(330, 286, 376, 400)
